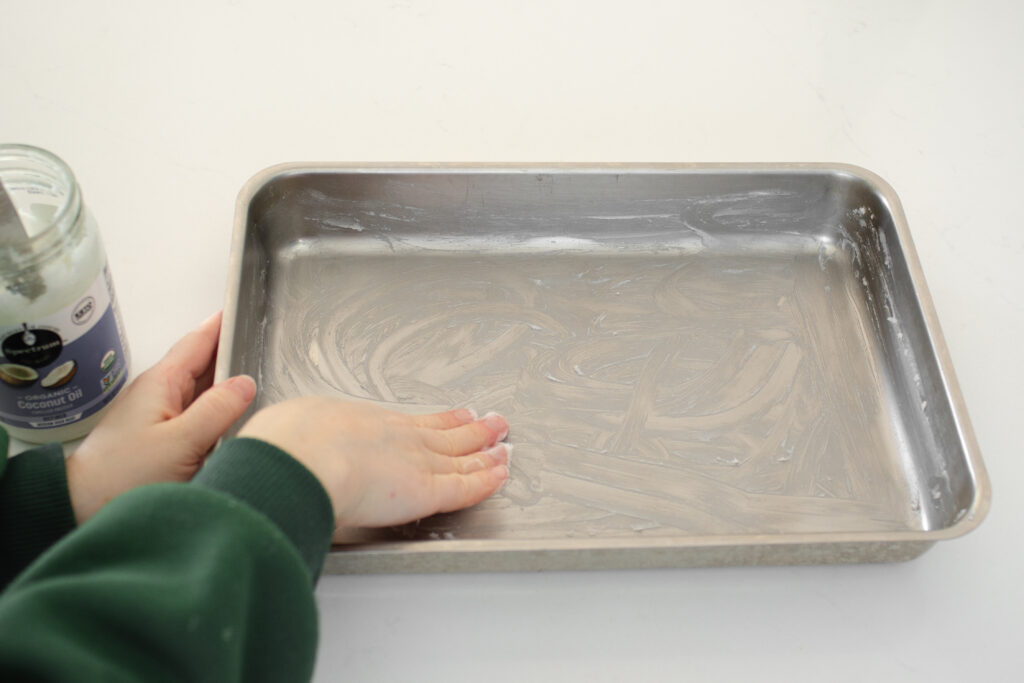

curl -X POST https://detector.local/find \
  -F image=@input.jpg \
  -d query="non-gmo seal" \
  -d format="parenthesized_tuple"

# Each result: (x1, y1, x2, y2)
(72, 296, 97, 325)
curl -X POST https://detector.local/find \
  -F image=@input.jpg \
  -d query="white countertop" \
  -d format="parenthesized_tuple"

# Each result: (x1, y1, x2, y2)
(2, 1, 1021, 680)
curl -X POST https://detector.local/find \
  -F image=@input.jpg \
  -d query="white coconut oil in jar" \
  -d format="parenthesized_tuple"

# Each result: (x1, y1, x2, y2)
(0, 145, 130, 442)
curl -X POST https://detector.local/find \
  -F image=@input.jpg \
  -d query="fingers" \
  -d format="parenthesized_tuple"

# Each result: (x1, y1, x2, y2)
(411, 408, 477, 430)
(447, 443, 512, 474)
(161, 311, 223, 381)
(433, 465, 510, 514)
(191, 351, 218, 400)
(175, 375, 257, 453)
(422, 412, 509, 456)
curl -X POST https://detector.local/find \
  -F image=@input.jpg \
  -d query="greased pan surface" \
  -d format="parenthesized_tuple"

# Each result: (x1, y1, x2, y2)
(217, 164, 989, 572)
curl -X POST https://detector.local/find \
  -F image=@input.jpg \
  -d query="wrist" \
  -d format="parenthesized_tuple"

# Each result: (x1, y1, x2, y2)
(64, 453, 101, 524)
(236, 426, 353, 528)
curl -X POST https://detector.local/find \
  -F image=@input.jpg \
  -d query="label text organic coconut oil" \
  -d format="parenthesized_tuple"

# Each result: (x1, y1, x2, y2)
(0, 145, 130, 443)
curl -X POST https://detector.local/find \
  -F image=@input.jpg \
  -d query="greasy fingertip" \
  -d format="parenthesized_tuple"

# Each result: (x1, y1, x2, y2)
(452, 443, 510, 475)
(226, 374, 257, 402)
(483, 443, 511, 465)
(414, 407, 479, 430)
(481, 411, 509, 442)
(436, 465, 509, 513)
(200, 310, 222, 328)
(161, 311, 224, 379)
(177, 375, 258, 452)
(425, 417, 506, 456)
(451, 407, 478, 424)
(490, 464, 510, 493)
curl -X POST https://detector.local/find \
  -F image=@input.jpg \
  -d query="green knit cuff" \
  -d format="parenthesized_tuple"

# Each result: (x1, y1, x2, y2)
(0, 441, 77, 588)
(192, 438, 334, 581)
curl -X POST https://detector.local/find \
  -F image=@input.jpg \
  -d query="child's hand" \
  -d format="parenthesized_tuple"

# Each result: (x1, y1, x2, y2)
(66, 312, 256, 523)
(238, 398, 510, 531)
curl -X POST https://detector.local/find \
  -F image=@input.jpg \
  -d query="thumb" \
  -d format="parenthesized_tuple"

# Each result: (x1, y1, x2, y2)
(176, 375, 257, 453)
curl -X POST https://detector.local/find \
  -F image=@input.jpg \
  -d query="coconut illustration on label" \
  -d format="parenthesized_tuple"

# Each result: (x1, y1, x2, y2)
(40, 360, 77, 389)
(0, 363, 39, 387)
(0, 145, 132, 441)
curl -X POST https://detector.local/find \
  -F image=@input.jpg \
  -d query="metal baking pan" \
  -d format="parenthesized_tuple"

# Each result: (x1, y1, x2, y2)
(216, 164, 990, 573)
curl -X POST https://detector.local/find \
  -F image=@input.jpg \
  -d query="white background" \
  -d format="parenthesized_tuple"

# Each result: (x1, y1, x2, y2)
(3, 1, 1021, 680)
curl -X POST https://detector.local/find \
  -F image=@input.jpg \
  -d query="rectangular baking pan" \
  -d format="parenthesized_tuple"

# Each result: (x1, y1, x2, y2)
(217, 164, 990, 573)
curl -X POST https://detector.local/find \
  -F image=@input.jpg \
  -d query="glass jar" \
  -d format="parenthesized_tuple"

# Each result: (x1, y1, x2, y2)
(0, 144, 130, 442)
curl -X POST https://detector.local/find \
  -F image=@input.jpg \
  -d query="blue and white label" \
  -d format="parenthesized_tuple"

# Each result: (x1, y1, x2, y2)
(0, 265, 130, 430)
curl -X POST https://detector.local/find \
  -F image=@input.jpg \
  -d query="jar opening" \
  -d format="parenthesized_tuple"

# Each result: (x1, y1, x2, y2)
(0, 144, 82, 247)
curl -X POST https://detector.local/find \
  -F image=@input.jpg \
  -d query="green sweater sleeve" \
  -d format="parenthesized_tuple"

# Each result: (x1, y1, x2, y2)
(0, 428, 78, 589)
(0, 436, 335, 683)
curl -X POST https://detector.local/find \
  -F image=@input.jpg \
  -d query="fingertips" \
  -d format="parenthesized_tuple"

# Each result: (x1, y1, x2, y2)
(176, 374, 257, 453)
(436, 465, 510, 514)
(425, 412, 509, 455)
(480, 412, 509, 442)
(487, 464, 510, 492)
(454, 443, 512, 474)
(450, 408, 478, 424)
(161, 311, 224, 379)
(412, 407, 478, 430)
(485, 442, 512, 465)
(197, 310, 222, 334)
(224, 374, 257, 402)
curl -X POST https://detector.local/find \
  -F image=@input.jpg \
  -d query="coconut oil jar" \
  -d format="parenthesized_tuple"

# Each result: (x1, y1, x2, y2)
(0, 145, 129, 442)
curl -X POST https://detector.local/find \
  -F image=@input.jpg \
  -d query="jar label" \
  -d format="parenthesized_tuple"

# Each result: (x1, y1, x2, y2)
(0, 264, 130, 430)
